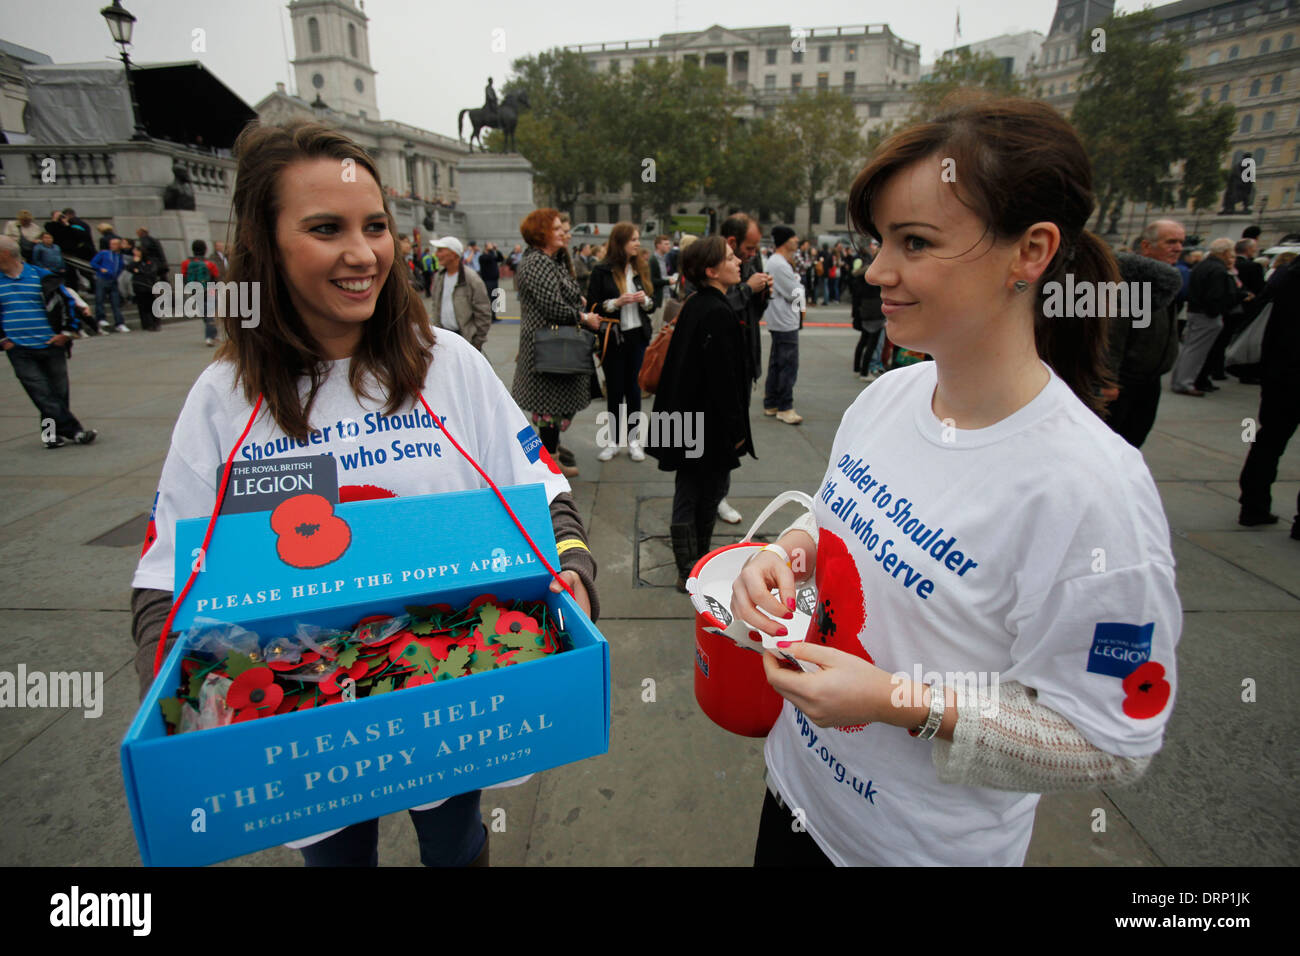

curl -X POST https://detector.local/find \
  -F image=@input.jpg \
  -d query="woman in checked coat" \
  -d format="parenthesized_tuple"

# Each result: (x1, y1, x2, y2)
(510, 208, 603, 477)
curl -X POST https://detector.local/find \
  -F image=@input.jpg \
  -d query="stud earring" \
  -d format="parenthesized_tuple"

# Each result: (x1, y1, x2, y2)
(1013, 280, 1029, 293)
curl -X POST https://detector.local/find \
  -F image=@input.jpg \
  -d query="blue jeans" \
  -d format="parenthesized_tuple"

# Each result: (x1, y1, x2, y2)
(763, 330, 799, 412)
(827, 276, 840, 302)
(300, 789, 485, 866)
(94, 276, 124, 326)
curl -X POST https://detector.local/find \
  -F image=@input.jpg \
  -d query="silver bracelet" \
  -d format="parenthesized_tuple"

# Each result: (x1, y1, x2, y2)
(911, 682, 946, 740)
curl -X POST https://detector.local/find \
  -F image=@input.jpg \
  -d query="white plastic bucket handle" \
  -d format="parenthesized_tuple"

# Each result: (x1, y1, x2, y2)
(741, 490, 817, 544)
(688, 490, 817, 646)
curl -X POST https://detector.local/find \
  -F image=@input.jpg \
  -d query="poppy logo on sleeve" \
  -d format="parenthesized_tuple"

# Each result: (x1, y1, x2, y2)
(1122, 661, 1171, 719)
(517, 425, 561, 474)
(269, 494, 352, 569)
(141, 490, 160, 557)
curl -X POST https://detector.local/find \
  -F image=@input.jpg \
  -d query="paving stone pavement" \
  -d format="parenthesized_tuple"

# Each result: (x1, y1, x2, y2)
(0, 301, 1295, 867)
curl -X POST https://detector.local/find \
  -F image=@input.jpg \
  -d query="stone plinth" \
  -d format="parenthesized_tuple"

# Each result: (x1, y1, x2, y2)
(454, 154, 534, 250)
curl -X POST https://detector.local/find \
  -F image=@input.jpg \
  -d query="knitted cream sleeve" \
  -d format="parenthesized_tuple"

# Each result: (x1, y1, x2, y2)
(931, 680, 1153, 793)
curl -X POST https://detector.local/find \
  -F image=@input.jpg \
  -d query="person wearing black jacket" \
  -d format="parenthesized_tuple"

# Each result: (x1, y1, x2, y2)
(125, 244, 162, 331)
(586, 222, 656, 462)
(849, 244, 884, 379)
(1171, 239, 1244, 396)
(1104, 249, 1184, 447)
(478, 241, 502, 306)
(1200, 237, 1266, 386)
(1238, 259, 1300, 534)
(649, 236, 756, 591)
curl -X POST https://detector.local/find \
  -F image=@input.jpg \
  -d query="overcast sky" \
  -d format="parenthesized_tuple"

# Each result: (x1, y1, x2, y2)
(2, 0, 1170, 140)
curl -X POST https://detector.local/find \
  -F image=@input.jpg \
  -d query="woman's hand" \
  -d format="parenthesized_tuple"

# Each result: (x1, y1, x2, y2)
(762, 642, 902, 728)
(616, 291, 640, 306)
(730, 551, 796, 638)
(550, 570, 591, 618)
(580, 312, 600, 330)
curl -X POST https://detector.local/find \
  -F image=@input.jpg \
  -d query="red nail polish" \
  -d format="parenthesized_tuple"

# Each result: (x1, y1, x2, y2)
(786, 597, 796, 610)
(783, 611, 794, 619)
(775, 626, 788, 637)
(748, 630, 762, 642)
(776, 640, 792, 648)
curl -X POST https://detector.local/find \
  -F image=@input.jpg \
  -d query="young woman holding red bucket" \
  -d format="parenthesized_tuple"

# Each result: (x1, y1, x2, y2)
(731, 96, 1182, 866)
(130, 120, 599, 867)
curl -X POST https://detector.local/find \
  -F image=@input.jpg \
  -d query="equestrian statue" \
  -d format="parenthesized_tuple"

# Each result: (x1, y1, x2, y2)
(458, 78, 530, 153)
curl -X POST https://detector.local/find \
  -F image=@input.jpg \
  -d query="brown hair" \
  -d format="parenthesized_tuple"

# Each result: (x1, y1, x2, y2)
(848, 94, 1117, 411)
(680, 235, 729, 287)
(221, 120, 434, 441)
(603, 221, 652, 293)
(520, 208, 560, 248)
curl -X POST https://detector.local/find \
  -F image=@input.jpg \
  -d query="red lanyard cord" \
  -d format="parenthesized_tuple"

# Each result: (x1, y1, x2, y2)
(153, 393, 264, 677)
(415, 392, 576, 602)
(151, 391, 576, 679)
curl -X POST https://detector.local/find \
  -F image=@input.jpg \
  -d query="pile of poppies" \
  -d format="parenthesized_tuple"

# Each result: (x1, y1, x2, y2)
(159, 594, 568, 734)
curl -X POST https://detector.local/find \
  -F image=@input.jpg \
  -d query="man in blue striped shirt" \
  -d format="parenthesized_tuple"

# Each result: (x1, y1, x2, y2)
(0, 236, 97, 449)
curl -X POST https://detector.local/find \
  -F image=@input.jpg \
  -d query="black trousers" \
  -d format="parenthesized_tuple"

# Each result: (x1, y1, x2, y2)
(672, 461, 731, 551)
(753, 787, 834, 867)
(854, 327, 881, 374)
(1199, 313, 1239, 383)
(6, 345, 84, 438)
(603, 324, 649, 432)
(1106, 375, 1163, 449)
(1239, 380, 1300, 518)
(300, 790, 484, 867)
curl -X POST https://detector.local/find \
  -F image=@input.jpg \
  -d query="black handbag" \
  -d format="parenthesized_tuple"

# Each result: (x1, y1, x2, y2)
(533, 324, 596, 374)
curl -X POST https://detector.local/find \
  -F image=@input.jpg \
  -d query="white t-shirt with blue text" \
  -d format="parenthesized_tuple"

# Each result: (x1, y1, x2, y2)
(764, 360, 1181, 866)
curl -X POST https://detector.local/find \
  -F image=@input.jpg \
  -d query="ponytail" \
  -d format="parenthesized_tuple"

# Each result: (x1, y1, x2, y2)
(1034, 229, 1119, 414)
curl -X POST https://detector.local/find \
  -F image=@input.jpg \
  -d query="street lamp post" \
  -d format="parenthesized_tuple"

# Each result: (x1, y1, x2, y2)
(101, 0, 150, 141)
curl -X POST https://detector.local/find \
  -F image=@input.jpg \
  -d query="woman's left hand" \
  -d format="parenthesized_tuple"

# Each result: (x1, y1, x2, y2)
(762, 641, 902, 728)
(550, 570, 591, 618)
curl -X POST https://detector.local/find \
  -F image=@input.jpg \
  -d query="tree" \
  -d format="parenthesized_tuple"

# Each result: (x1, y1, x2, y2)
(1179, 101, 1236, 213)
(909, 48, 1031, 122)
(1071, 11, 1192, 231)
(609, 58, 746, 224)
(711, 117, 804, 221)
(490, 49, 620, 216)
(776, 91, 865, 237)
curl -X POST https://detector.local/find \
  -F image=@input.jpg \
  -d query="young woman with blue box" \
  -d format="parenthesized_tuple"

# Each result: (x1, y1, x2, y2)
(130, 120, 600, 867)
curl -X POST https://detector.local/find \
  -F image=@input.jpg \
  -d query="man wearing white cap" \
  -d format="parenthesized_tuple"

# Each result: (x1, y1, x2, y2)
(429, 236, 493, 351)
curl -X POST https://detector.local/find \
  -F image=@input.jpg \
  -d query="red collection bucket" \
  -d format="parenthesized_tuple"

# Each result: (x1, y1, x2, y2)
(686, 492, 817, 737)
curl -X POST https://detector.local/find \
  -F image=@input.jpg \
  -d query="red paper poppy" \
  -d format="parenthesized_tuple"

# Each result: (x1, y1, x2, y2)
(270, 494, 351, 569)
(320, 660, 367, 695)
(404, 673, 436, 688)
(227, 666, 283, 714)
(467, 594, 502, 612)
(275, 693, 300, 715)
(1122, 661, 1171, 719)
(496, 610, 541, 639)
